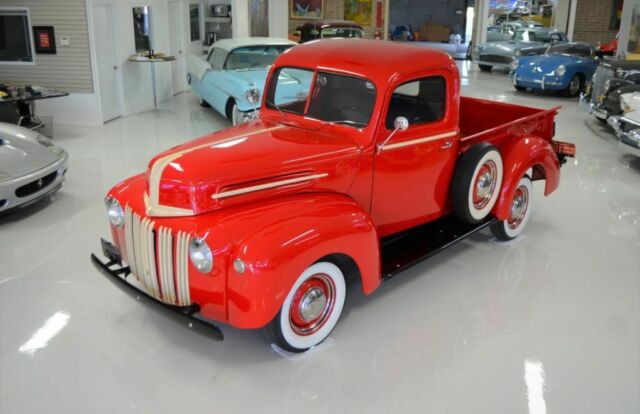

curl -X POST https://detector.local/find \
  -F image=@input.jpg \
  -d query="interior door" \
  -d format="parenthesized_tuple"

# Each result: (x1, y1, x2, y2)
(371, 74, 459, 237)
(93, 5, 121, 123)
(168, 1, 186, 95)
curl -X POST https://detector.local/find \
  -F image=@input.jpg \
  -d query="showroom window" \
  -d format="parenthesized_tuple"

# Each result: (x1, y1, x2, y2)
(386, 76, 446, 129)
(0, 8, 35, 64)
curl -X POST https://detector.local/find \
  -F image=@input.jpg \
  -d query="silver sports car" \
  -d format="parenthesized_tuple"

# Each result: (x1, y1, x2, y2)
(0, 122, 68, 213)
(474, 28, 568, 72)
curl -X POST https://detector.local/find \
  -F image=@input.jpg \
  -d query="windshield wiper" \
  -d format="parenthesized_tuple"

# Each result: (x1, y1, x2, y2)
(330, 119, 367, 128)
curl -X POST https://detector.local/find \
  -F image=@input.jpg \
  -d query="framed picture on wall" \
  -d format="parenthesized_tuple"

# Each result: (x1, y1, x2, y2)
(344, 0, 373, 26)
(290, 0, 323, 20)
(33, 26, 56, 54)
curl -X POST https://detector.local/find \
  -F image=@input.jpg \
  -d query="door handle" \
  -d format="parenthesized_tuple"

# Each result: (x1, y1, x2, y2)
(440, 140, 453, 150)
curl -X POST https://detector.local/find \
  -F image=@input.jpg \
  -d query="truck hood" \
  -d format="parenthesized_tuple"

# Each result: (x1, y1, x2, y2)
(143, 120, 362, 217)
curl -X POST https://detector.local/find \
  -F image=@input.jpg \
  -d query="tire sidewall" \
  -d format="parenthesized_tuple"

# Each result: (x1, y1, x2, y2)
(466, 149, 504, 222)
(278, 262, 346, 351)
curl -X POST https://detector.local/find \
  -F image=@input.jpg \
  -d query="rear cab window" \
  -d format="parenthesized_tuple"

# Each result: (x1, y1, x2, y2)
(386, 76, 446, 129)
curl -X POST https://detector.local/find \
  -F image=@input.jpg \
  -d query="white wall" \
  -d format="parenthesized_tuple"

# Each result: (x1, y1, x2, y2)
(86, 0, 192, 119)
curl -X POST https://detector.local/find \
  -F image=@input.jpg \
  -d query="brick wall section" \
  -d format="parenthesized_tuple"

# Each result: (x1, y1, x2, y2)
(573, 0, 618, 45)
(288, 0, 386, 39)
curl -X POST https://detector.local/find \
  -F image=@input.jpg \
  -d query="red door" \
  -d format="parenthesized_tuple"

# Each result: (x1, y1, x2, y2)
(371, 74, 459, 237)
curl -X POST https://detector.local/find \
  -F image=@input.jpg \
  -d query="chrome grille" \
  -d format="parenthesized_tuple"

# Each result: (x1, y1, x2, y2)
(592, 66, 614, 100)
(123, 206, 191, 306)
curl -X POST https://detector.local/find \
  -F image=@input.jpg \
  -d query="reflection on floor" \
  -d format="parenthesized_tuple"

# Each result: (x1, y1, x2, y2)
(1, 62, 639, 413)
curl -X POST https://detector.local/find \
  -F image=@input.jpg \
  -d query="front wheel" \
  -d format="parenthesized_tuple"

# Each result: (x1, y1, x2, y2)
(198, 95, 210, 108)
(266, 261, 346, 353)
(563, 74, 582, 97)
(479, 64, 493, 72)
(514, 85, 527, 92)
(490, 176, 533, 241)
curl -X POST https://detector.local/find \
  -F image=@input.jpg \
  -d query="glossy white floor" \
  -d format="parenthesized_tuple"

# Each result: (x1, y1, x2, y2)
(1, 61, 639, 414)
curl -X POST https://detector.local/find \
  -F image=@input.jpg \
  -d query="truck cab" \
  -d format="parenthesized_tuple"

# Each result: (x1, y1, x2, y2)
(93, 40, 575, 353)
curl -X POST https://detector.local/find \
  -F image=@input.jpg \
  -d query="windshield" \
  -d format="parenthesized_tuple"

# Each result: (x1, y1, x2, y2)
(225, 45, 293, 70)
(266, 67, 377, 128)
(546, 43, 592, 57)
(321, 27, 364, 39)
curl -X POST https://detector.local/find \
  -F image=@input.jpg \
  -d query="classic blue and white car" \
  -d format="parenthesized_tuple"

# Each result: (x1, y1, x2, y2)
(510, 42, 599, 97)
(187, 37, 297, 125)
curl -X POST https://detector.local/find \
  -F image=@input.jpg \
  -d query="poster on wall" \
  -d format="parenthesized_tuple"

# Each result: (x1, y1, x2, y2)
(344, 0, 373, 26)
(290, 0, 323, 19)
(33, 26, 56, 54)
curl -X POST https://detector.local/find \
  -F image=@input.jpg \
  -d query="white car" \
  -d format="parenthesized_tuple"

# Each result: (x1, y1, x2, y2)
(0, 123, 68, 213)
(607, 92, 640, 157)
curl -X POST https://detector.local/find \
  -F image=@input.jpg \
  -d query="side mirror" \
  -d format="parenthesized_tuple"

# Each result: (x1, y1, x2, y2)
(377, 116, 409, 153)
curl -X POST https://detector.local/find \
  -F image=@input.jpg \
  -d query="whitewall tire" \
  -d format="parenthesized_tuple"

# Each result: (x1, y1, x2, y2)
(451, 143, 504, 224)
(267, 261, 346, 353)
(490, 176, 533, 241)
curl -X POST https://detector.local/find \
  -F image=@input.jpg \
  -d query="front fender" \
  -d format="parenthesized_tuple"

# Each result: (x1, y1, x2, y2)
(494, 137, 560, 220)
(225, 193, 380, 329)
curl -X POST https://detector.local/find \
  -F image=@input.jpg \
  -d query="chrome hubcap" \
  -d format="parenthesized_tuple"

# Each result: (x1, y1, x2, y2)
(473, 161, 498, 210)
(508, 186, 529, 229)
(299, 288, 327, 322)
(289, 274, 335, 336)
(570, 77, 580, 94)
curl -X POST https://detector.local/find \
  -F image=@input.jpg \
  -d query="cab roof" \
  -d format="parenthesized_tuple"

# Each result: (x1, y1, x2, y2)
(275, 39, 456, 86)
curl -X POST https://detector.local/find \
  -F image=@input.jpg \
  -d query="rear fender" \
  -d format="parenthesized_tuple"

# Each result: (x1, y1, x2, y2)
(226, 194, 380, 329)
(494, 136, 560, 220)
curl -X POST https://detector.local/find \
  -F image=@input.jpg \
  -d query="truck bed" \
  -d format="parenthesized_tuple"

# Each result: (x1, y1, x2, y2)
(459, 96, 558, 146)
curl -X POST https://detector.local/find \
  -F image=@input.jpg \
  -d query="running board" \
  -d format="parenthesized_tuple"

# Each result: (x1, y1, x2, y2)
(380, 215, 497, 280)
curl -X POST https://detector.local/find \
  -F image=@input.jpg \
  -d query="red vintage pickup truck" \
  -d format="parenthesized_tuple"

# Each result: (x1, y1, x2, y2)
(93, 40, 575, 352)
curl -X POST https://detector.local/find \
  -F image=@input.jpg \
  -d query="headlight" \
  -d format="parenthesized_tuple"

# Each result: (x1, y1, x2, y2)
(189, 237, 213, 273)
(105, 197, 124, 228)
(37, 134, 54, 148)
(510, 59, 519, 71)
(514, 49, 522, 57)
(604, 79, 611, 92)
(244, 88, 260, 104)
(36, 134, 63, 155)
(555, 65, 566, 77)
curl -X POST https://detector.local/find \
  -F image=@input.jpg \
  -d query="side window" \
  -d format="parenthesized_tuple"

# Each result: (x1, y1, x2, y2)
(386, 76, 446, 129)
(208, 48, 227, 70)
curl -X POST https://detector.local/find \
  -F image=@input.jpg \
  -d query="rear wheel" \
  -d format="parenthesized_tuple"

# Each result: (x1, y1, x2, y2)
(514, 85, 527, 92)
(266, 261, 346, 353)
(490, 176, 533, 241)
(451, 143, 504, 224)
(563, 74, 583, 97)
(479, 64, 493, 72)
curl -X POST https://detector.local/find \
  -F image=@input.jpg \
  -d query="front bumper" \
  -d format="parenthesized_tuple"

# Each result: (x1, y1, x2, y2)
(512, 74, 565, 90)
(619, 135, 640, 157)
(91, 245, 224, 341)
(0, 151, 68, 213)
(579, 93, 608, 119)
(475, 59, 512, 69)
(607, 116, 640, 157)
